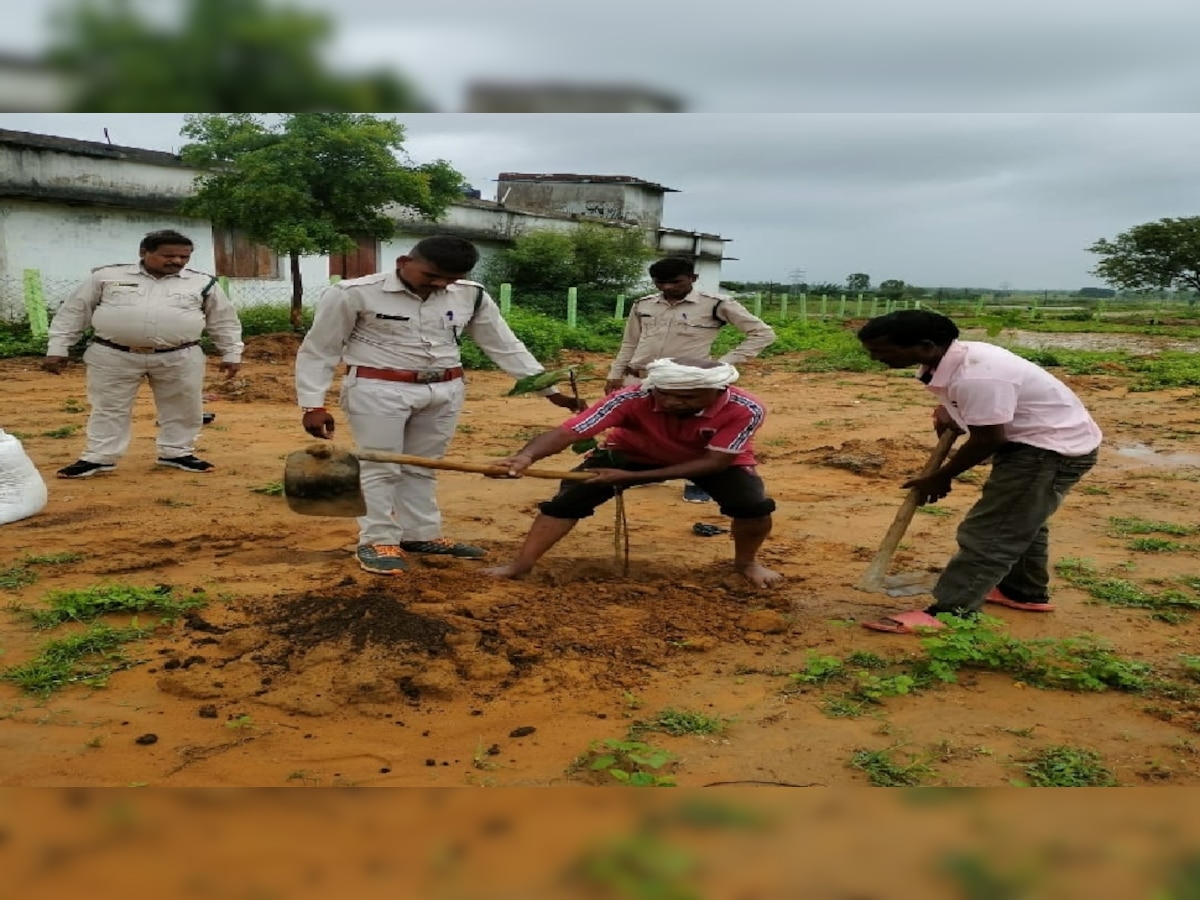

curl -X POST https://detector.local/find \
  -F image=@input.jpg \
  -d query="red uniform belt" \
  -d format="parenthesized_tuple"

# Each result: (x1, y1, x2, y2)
(353, 365, 464, 383)
(94, 338, 199, 354)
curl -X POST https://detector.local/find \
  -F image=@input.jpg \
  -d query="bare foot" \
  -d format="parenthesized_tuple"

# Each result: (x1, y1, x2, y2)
(735, 562, 783, 589)
(481, 563, 531, 579)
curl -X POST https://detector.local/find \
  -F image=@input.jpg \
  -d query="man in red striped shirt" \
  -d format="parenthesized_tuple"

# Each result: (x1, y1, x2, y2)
(482, 358, 782, 588)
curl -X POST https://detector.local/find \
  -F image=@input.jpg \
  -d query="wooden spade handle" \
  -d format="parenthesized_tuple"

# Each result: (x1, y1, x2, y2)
(856, 429, 959, 589)
(354, 449, 596, 481)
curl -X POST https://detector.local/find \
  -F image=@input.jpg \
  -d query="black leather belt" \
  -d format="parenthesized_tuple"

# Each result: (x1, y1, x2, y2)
(94, 338, 199, 354)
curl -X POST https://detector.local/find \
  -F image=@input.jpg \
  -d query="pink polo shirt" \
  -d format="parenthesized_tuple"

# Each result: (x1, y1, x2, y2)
(921, 341, 1102, 455)
(562, 386, 764, 467)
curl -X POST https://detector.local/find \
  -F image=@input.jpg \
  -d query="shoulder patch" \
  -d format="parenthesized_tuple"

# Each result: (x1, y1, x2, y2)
(91, 262, 135, 273)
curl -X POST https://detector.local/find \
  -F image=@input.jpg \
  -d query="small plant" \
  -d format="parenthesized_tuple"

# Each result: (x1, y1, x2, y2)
(84, 736, 104, 749)
(848, 747, 935, 787)
(634, 708, 726, 737)
(225, 715, 255, 731)
(569, 830, 699, 899)
(1055, 558, 1200, 618)
(1016, 745, 1117, 787)
(61, 398, 86, 413)
(251, 481, 285, 496)
(24, 552, 84, 566)
(574, 738, 677, 787)
(622, 691, 645, 710)
(0, 623, 150, 695)
(1108, 516, 1198, 537)
(1078, 484, 1110, 496)
(20, 583, 207, 629)
(1128, 537, 1188, 553)
(0, 563, 38, 590)
(916, 505, 955, 517)
(845, 651, 889, 669)
(789, 653, 845, 686)
(42, 425, 81, 439)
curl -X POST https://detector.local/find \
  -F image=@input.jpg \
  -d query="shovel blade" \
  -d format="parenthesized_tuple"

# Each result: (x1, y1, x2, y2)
(283, 446, 368, 517)
(883, 571, 938, 597)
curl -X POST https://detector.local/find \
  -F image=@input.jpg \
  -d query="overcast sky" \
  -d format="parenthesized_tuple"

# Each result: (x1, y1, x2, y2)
(3, 112, 1199, 290)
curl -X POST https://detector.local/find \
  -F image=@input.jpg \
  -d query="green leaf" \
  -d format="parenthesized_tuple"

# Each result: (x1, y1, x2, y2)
(571, 438, 599, 455)
(508, 368, 573, 396)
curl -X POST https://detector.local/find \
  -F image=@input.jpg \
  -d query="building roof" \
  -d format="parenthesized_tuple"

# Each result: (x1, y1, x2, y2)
(0, 128, 185, 167)
(496, 172, 678, 193)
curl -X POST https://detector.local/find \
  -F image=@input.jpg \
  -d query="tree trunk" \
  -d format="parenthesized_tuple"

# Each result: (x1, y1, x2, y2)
(290, 252, 304, 332)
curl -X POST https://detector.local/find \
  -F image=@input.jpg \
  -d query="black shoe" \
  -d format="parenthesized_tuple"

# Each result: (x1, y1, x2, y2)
(683, 483, 713, 503)
(57, 460, 115, 479)
(157, 455, 214, 473)
(399, 539, 487, 559)
(692, 522, 729, 537)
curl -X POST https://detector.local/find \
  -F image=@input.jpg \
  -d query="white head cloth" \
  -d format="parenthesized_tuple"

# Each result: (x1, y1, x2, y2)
(641, 358, 739, 391)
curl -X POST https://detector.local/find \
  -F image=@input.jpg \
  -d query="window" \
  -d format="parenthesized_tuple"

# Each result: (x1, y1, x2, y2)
(212, 226, 280, 278)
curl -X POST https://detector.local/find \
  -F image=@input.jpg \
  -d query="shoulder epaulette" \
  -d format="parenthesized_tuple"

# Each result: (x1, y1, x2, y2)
(90, 262, 135, 273)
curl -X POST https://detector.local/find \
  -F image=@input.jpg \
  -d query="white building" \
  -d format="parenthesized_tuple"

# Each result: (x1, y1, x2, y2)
(0, 128, 732, 321)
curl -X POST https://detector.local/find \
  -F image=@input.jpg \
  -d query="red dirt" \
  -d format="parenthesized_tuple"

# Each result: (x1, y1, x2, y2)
(1, 341, 1198, 786)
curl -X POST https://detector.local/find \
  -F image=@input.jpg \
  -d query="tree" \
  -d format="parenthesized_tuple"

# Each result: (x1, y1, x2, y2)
(1088, 217, 1200, 295)
(47, 0, 425, 112)
(878, 279, 906, 300)
(483, 225, 655, 317)
(847, 273, 871, 291)
(179, 113, 465, 330)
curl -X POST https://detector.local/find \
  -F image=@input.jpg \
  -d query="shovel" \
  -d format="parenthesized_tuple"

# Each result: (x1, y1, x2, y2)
(283, 443, 596, 517)
(855, 429, 959, 597)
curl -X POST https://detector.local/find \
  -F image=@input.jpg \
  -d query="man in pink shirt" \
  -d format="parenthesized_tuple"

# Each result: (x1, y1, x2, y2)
(482, 357, 782, 588)
(856, 310, 1102, 634)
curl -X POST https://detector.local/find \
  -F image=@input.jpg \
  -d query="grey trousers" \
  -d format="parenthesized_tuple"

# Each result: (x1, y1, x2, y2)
(929, 443, 1099, 615)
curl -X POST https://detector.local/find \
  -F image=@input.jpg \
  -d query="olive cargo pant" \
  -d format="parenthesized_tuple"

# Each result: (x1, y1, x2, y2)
(929, 443, 1099, 615)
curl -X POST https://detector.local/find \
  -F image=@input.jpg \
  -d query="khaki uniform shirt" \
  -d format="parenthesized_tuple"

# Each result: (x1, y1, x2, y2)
(607, 289, 776, 379)
(295, 273, 554, 408)
(47, 264, 244, 362)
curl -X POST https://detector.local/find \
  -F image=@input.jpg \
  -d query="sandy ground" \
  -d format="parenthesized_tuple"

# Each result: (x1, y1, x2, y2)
(2, 334, 1199, 787)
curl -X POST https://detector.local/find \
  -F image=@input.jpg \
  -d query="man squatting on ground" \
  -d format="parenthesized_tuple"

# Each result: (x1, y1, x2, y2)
(856, 310, 1103, 635)
(45, 229, 243, 478)
(482, 357, 783, 589)
(605, 256, 776, 504)
(295, 235, 582, 576)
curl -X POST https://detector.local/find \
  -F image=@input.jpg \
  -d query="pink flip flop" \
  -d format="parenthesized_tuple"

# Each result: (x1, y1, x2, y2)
(862, 610, 946, 634)
(985, 589, 1056, 612)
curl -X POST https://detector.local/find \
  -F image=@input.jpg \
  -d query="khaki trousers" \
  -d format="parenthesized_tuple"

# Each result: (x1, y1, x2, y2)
(339, 371, 465, 547)
(79, 343, 205, 464)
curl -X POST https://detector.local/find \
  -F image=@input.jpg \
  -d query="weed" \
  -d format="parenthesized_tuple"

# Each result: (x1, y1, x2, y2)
(286, 770, 322, 785)
(1016, 745, 1117, 787)
(573, 738, 677, 787)
(251, 481, 285, 496)
(42, 425, 80, 439)
(61, 398, 86, 413)
(1108, 516, 1198, 537)
(916, 505, 955, 517)
(20, 583, 206, 629)
(788, 653, 844, 686)
(1128, 538, 1188, 553)
(622, 692, 645, 710)
(633, 708, 726, 737)
(225, 715, 254, 731)
(848, 747, 935, 786)
(939, 852, 1041, 899)
(0, 564, 38, 590)
(1079, 484, 1111, 496)
(845, 651, 889, 669)
(84, 736, 103, 749)
(24, 552, 84, 565)
(0, 623, 149, 695)
(1055, 558, 1200, 617)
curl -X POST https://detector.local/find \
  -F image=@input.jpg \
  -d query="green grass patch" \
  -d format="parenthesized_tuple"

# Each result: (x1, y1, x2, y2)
(1109, 516, 1198, 537)
(632, 708, 727, 737)
(1128, 537, 1189, 553)
(18, 583, 206, 629)
(0, 552, 86, 590)
(0, 623, 150, 695)
(916, 505, 955, 517)
(1055, 558, 1200, 619)
(251, 481, 285, 496)
(848, 747, 935, 787)
(1016, 745, 1117, 787)
(41, 425, 80, 439)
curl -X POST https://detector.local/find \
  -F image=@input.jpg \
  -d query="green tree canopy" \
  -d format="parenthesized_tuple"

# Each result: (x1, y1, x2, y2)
(1088, 217, 1200, 295)
(48, 0, 425, 111)
(878, 278, 906, 299)
(179, 113, 465, 329)
(483, 224, 655, 317)
(846, 273, 871, 291)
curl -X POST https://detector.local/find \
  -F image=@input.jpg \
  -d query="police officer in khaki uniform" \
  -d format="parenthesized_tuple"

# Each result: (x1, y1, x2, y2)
(604, 256, 776, 502)
(45, 229, 244, 478)
(295, 235, 583, 576)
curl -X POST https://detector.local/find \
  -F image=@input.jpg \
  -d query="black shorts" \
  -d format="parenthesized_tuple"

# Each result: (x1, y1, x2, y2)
(538, 458, 776, 520)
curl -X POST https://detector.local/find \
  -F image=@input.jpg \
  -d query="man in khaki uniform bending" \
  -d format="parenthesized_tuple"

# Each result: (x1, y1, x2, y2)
(605, 256, 775, 502)
(45, 229, 244, 478)
(295, 235, 583, 576)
